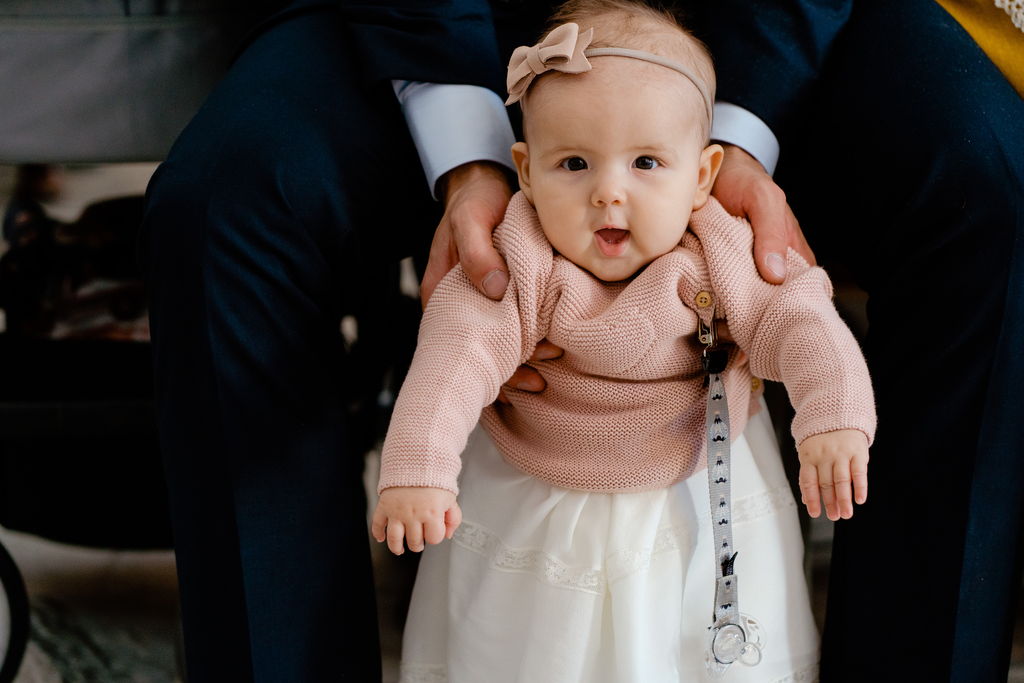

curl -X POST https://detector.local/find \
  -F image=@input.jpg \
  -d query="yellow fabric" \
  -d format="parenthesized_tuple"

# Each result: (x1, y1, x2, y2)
(934, 0, 1024, 97)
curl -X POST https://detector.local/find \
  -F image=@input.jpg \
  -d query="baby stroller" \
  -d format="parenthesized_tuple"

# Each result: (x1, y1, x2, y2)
(0, 4, 284, 677)
(0, 539, 28, 683)
(0, 333, 173, 683)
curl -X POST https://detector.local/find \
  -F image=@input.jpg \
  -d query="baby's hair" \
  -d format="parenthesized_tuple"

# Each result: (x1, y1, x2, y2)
(540, 0, 716, 142)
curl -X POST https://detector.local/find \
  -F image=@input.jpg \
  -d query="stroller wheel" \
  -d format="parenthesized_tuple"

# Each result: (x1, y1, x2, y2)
(0, 540, 28, 683)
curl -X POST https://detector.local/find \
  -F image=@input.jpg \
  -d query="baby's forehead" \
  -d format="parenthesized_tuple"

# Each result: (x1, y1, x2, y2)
(525, 59, 709, 124)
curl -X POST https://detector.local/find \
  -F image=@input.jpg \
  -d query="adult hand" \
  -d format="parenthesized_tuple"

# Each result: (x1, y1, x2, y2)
(496, 339, 563, 403)
(421, 161, 513, 307)
(712, 145, 815, 284)
(424, 162, 561, 397)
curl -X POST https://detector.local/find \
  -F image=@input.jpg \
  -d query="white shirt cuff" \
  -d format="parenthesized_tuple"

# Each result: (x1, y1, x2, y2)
(711, 102, 780, 176)
(392, 81, 516, 199)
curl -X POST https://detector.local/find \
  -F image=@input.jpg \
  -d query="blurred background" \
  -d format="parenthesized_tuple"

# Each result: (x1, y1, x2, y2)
(0, 2, 1021, 683)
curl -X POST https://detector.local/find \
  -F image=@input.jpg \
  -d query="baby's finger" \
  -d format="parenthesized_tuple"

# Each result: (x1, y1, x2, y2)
(798, 465, 821, 518)
(833, 461, 854, 520)
(423, 516, 447, 546)
(386, 520, 407, 556)
(852, 451, 869, 505)
(818, 466, 839, 521)
(445, 503, 463, 539)
(370, 509, 387, 543)
(405, 523, 425, 553)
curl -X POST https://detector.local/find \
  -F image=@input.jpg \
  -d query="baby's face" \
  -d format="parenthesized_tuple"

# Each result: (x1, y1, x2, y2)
(512, 58, 719, 282)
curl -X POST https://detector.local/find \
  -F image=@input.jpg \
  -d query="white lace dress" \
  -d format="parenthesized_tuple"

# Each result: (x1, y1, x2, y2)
(398, 405, 819, 683)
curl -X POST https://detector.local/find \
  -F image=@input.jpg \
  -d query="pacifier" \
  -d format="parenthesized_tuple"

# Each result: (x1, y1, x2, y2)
(705, 614, 765, 677)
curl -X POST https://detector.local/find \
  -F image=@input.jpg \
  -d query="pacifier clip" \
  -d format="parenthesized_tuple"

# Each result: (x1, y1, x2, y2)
(698, 315, 765, 676)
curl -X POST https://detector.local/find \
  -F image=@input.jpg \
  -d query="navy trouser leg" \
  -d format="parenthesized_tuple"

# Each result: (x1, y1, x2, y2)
(143, 9, 437, 682)
(775, 2, 1024, 680)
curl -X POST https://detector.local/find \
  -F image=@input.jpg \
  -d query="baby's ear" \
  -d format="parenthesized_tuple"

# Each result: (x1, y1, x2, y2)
(692, 143, 724, 209)
(511, 142, 533, 202)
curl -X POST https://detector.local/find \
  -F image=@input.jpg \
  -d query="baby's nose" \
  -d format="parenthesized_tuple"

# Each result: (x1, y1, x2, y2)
(591, 172, 626, 207)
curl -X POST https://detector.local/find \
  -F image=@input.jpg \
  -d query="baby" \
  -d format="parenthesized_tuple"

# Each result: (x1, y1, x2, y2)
(375, 1, 874, 680)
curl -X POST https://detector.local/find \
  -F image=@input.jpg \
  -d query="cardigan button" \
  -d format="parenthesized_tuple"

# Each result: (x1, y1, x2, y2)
(750, 377, 762, 392)
(695, 291, 713, 308)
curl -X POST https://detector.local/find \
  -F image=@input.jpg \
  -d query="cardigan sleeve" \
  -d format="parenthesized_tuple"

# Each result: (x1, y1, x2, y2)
(740, 251, 876, 445)
(378, 193, 554, 494)
(691, 200, 876, 446)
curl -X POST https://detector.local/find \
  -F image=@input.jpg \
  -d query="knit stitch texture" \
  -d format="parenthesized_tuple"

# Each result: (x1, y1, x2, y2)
(379, 193, 875, 494)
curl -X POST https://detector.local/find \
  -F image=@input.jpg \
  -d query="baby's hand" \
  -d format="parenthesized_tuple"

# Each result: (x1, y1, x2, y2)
(797, 429, 869, 521)
(371, 487, 462, 555)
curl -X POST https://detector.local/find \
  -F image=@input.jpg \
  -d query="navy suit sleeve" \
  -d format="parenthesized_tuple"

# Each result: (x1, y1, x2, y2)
(693, 0, 852, 140)
(284, 0, 504, 92)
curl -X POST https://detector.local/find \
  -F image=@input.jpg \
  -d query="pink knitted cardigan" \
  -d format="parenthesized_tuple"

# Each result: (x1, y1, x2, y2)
(379, 193, 875, 495)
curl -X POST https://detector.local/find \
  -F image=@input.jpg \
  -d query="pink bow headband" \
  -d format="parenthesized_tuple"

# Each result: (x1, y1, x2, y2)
(506, 22, 714, 122)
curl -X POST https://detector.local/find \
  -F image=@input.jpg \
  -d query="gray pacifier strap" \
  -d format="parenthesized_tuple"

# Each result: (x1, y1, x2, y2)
(706, 371, 739, 626)
(699, 317, 764, 676)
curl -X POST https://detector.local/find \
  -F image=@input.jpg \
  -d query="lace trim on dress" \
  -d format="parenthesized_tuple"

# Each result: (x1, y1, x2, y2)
(399, 662, 447, 683)
(772, 662, 820, 682)
(693, 483, 796, 527)
(453, 521, 607, 594)
(452, 484, 795, 593)
(732, 484, 796, 524)
(996, 0, 1024, 30)
(401, 657, 819, 682)
(606, 523, 691, 584)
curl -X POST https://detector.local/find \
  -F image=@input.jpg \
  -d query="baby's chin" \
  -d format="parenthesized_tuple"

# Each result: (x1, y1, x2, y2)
(581, 256, 647, 282)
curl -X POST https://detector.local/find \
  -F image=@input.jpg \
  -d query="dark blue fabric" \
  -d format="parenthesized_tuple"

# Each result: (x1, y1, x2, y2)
(142, 0, 1024, 680)
(142, 7, 442, 681)
(759, 1, 1024, 680)
(247, 0, 505, 91)
(692, 0, 852, 143)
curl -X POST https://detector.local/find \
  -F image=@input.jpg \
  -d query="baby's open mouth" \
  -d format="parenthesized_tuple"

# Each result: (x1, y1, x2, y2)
(594, 227, 630, 257)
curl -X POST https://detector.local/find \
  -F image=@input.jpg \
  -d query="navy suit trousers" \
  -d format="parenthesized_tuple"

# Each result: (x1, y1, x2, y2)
(142, 8, 438, 682)
(142, 1, 1024, 681)
(772, 2, 1024, 680)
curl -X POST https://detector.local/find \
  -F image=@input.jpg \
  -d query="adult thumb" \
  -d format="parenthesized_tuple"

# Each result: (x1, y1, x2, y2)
(456, 212, 509, 300)
(748, 197, 790, 285)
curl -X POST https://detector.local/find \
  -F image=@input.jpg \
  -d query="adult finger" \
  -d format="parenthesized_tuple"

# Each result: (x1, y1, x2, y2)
(747, 183, 792, 285)
(405, 522, 425, 553)
(445, 503, 463, 539)
(818, 466, 839, 522)
(505, 365, 546, 393)
(423, 516, 447, 546)
(833, 460, 855, 520)
(499, 338, 562, 401)
(451, 202, 508, 300)
(386, 520, 406, 556)
(529, 339, 563, 362)
(419, 216, 459, 308)
(852, 451, 869, 505)
(444, 162, 512, 300)
(798, 464, 821, 518)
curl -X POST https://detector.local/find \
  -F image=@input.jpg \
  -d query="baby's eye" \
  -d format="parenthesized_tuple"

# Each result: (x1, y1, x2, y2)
(560, 157, 588, 171)
(634, 156, 659, 170)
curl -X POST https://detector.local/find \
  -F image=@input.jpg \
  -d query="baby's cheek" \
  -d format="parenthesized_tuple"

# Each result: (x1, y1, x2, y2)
(542, 223, 589, 262)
